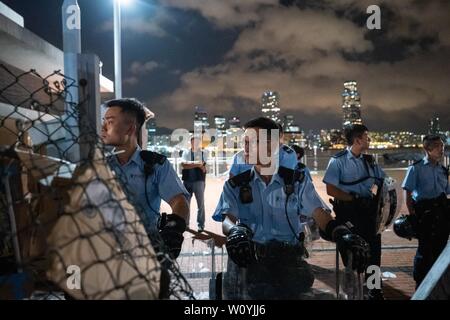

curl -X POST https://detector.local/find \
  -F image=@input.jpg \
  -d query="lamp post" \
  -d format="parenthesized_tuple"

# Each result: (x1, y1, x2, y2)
(113, 0, 122, 98)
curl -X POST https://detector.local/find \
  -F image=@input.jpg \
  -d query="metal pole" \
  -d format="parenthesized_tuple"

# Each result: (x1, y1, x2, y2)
(114, 0, 122, 99)
(62, 0, 81, 162)
(3, 176, 23, 272)
(335, 246, 340, 299)
(77, 54, 101, 161)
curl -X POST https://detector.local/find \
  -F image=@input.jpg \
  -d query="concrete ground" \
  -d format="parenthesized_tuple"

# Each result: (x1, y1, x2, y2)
(162, 170, 420, 300)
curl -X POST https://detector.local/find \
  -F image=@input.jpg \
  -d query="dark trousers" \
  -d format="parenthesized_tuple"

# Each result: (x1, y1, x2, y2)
(413, 197, 449, 288)
(183, 180, 205, 229)
(333, 199, 382, 269)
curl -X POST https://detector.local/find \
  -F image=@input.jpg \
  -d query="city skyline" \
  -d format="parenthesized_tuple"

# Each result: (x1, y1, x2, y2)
(3, 0, 450, 132)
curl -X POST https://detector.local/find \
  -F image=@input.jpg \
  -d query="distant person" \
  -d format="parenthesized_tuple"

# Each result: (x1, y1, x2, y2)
(400, 134, 449, 289)
(323, 124, 386, 300)
(181, 136, 208, 232)
(290, 144, 312, 181)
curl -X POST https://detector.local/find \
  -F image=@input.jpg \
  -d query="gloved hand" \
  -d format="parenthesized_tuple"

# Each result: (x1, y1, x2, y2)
(226, 223, 257, 268)
(158, 213, 186, 259)
(393, 214, 418, 240)
(335, 232, 370, 273)
(324, 220, 370, 273)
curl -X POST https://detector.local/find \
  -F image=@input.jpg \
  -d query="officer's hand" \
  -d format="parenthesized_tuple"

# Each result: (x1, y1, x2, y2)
(334, 229, 370, 273)
(226, 224, 257, 268)
(158, 213, 186, 259)
(393, 214, 418, 240)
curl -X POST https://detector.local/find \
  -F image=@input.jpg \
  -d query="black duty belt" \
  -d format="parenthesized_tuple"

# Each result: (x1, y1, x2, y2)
(333, 197, 376, 208)
(414, 194, 448, 212)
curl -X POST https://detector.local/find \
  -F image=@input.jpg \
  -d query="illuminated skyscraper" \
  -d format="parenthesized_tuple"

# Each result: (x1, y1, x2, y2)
(194, 106, 209, 133)
(341, 81, 362, 129)
(261, 91, 281, 123)
(429, 116, 440, 134)
(214, 115, 226, 136)
(283, 115, 295, 132)
(228, 116, 241, 129)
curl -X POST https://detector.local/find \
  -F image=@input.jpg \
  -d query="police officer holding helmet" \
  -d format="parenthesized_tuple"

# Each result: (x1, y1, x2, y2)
(214, 117, 370, 299)
(323, 124, 386, 300)
(399, 134, 449, 289)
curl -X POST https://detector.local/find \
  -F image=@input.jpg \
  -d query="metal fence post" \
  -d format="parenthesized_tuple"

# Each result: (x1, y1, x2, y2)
(77, 54, 101, 162)
(62, 0, 81, 163)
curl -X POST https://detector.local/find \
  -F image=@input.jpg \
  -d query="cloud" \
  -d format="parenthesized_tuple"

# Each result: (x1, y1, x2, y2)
(101, 10, 174, 37)
(123, 76, 139, 85)
(150, 1, 450, 131)
(160, 0, 279, 29)
(230, 8, 372, 60)
(129, 61, 159, 75)
(124, 61, 159, 87)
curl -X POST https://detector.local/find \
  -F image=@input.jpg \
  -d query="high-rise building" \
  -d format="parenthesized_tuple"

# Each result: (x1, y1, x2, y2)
(147, 118, 157, 146)
(261, 91, 281, 123)
(283, 115, 295, 132)
(282, 115, 304, 146)
(194, 106, 209, 133)
(214, 115, 227, 136)
(226, 117, 242, 151)
(228, 116, 241, 129)
(341, 81, 362, 129)
(429, 116, 441, 134)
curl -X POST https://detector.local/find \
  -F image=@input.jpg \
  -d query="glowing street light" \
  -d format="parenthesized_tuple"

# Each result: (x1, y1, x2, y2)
(113, 0, 133, 98)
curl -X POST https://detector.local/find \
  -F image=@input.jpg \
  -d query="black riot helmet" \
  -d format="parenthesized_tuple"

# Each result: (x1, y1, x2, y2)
(393, 214, 417, 240)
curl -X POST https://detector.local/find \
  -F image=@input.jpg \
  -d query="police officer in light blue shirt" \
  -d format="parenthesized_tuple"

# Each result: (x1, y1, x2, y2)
(101, 98, 189, 259)
(400, 134, 449, 288)
(323, 124, 386, 300)
(215, 117, 370, 300)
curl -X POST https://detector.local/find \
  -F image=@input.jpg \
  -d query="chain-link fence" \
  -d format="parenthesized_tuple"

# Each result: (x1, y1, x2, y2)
(0, 64, 194, 300)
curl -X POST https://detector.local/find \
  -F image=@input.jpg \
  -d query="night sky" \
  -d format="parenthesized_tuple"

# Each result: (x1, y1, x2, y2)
(4, 0, 450, 132)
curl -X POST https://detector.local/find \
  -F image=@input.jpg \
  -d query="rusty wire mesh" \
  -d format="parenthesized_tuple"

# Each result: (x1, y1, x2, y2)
(0, 64, 194, 300)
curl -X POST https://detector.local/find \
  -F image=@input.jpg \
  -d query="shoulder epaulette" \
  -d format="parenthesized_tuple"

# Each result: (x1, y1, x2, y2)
(282, 145, 294, 153)
(332, 149, 348, 158)
(140, 151, 167, 177)
(228, 169, 253, 188)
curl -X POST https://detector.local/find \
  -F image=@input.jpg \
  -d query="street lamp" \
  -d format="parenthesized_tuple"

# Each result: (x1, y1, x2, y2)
(113, 0, 132, 98)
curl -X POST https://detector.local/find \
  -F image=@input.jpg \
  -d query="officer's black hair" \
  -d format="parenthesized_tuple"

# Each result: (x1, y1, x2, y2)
(104, 98, 146, 137)
(423, 134, 444, 150)
(244, 117, 280, 136)
(344, 124, 369, 146)
(291, 144, 305, 159)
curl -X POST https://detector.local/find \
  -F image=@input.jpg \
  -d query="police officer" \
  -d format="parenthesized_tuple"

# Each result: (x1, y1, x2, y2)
(215, 117, 370, 300)
(401, 134, 449, 289)
(101, 98, 189, 259)
(323, 124, 386, 300)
